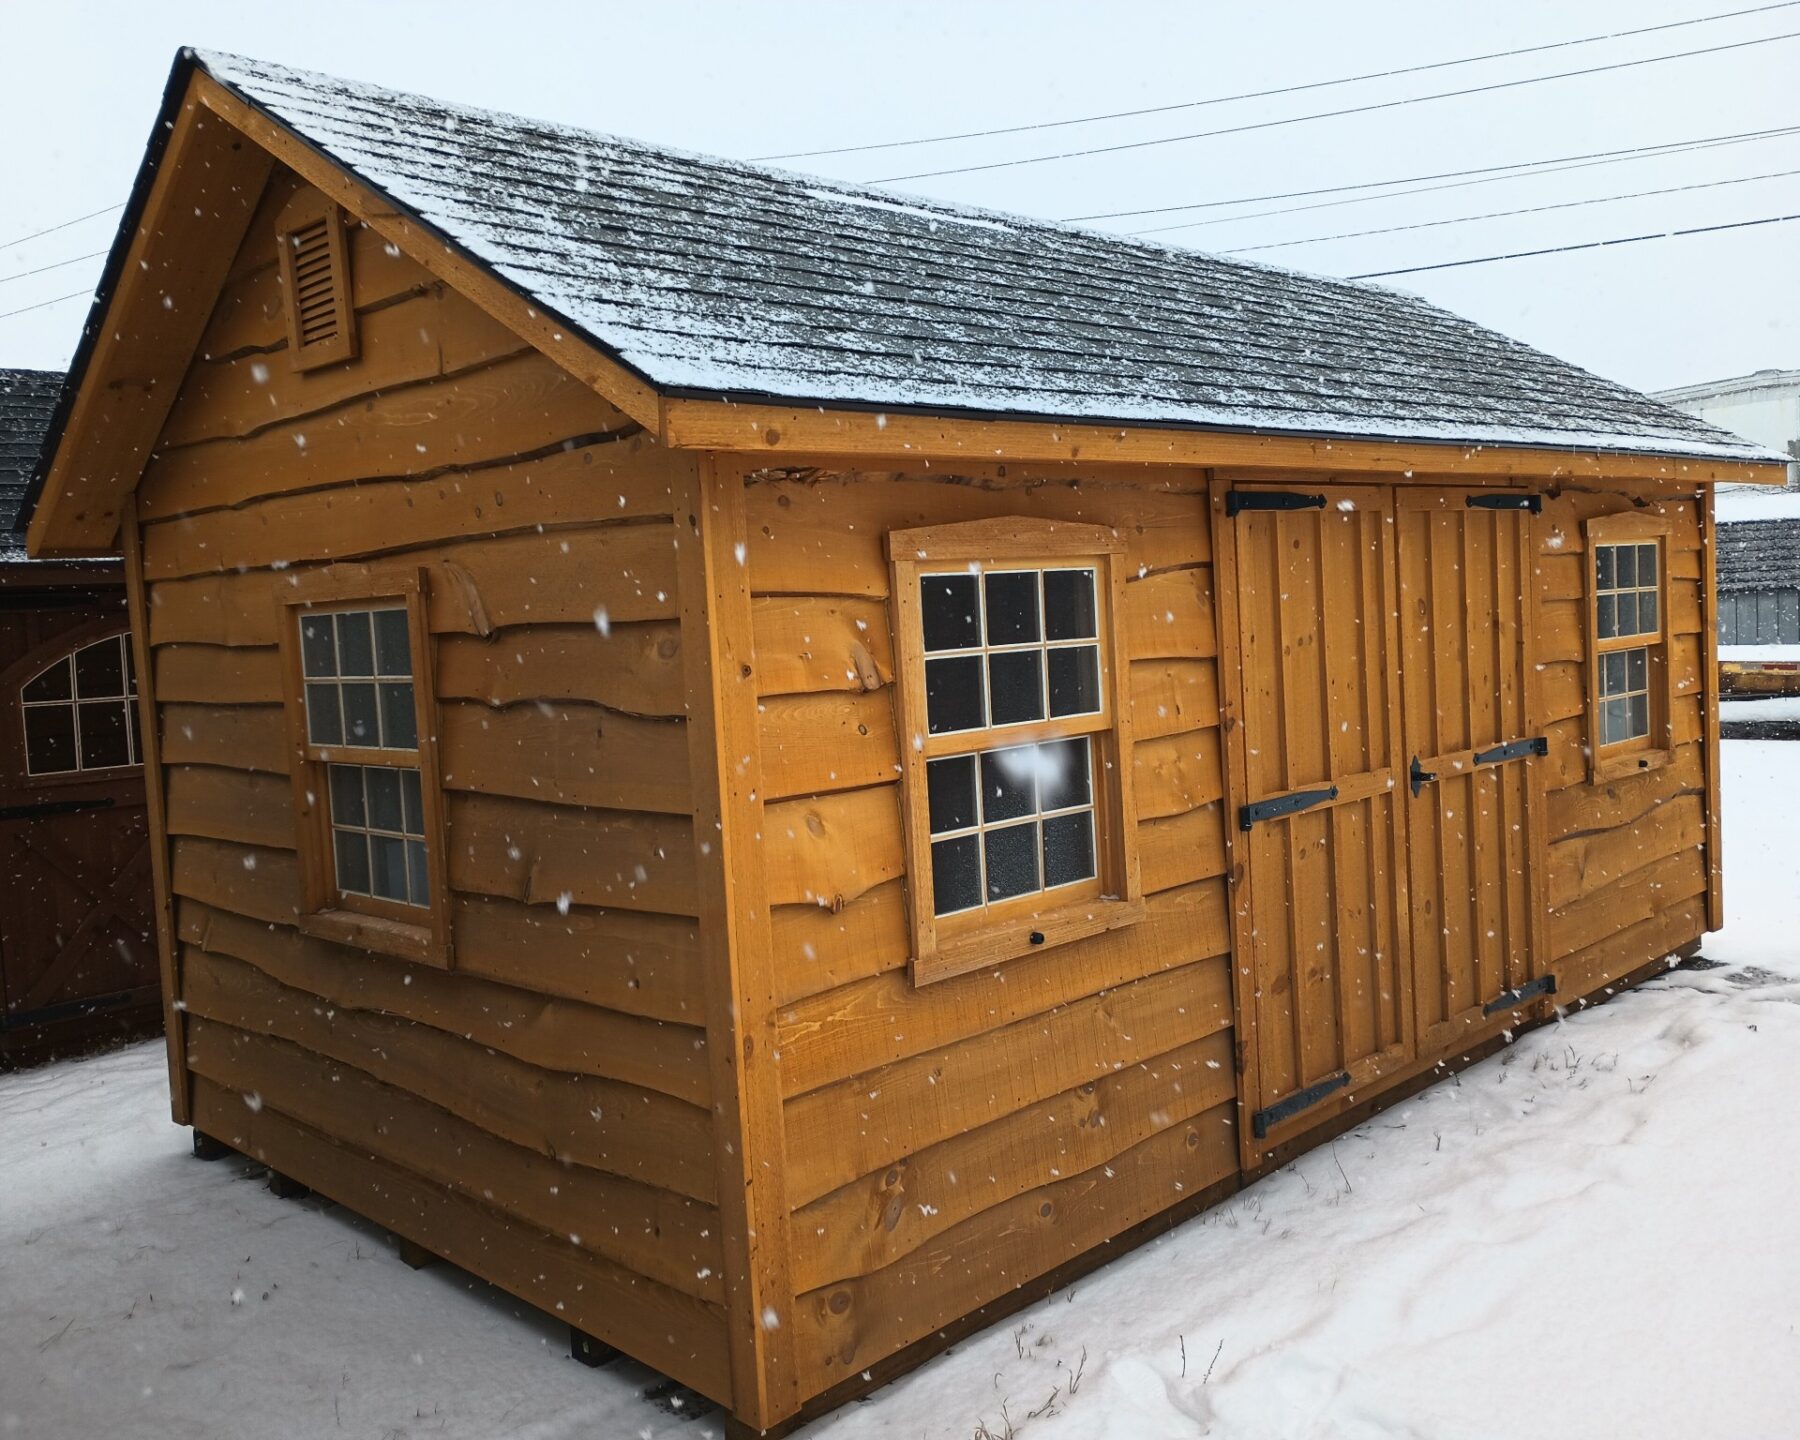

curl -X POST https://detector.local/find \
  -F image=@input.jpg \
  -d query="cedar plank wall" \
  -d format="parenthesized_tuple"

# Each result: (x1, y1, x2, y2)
(131, 167, 732, 1400)
(1537, 488, 1713, 991)
(737, 462, 1238, 1398)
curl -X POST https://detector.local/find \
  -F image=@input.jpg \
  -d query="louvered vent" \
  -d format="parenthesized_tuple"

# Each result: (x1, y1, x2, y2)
(289, 218, 340, 348)
(276, 196, 357, 372)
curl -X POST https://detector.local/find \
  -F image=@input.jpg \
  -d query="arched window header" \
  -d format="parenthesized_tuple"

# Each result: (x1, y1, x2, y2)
(21, 633, 140, 777)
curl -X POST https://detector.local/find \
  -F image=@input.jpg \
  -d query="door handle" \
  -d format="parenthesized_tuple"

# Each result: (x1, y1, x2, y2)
(1409, 755, 1437, 797)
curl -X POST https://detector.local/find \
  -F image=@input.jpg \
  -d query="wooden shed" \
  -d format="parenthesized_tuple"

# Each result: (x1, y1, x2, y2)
(25, 50, 1788, 1436)
(0, 368, 158, 1065)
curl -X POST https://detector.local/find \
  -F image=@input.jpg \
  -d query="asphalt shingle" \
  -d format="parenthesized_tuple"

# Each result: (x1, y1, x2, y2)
(0, 368, 62, 559)
(194, 50, 1777, 466)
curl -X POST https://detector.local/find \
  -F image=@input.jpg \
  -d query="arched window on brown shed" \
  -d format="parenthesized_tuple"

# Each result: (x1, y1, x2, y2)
(19, 632, 141, 777)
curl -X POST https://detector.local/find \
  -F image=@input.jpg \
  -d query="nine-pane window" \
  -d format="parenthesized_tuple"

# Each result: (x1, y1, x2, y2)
(21, 634, 140, 776)
(919, 566, 1104, 917)
(298, 606, 427, 910)
(1593, 540, 1661, 747)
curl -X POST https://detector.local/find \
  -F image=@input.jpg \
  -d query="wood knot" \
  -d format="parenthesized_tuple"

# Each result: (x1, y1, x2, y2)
(1038, 1201, 1054, 1219)
(763, 427, 782, 446)
(829, 1290, 851, 1315)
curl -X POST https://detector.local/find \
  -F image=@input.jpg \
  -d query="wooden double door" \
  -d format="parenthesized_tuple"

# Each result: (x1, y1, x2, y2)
(1218, 483, 1549, 1155)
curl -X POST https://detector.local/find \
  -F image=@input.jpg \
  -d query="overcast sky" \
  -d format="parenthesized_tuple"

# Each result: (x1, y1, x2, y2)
(2, 1, 1795, 395)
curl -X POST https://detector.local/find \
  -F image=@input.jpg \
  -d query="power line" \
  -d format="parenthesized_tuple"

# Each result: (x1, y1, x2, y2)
(0, 289, 92, 323)
(0, 250, 108, 287)
(0, 204, 123, 253)
(1212, 164, 1800, 253)
(1349, 209, 1800, 277)
(759, 0, 1800, 161)
(867, 28, 1800, 184)
(1077, 121, 1800, 227)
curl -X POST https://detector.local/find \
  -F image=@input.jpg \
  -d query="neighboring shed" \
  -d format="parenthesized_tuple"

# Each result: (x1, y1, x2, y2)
(1717, 516, 1800, 645)
(24, 49, 1787, 1436)
(0, 368, 158, 1066)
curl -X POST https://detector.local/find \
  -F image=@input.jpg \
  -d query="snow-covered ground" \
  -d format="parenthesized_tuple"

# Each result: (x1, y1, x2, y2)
(4, 743, 1798, 1440)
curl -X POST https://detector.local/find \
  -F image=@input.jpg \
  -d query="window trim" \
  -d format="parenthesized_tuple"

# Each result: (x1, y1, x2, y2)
(17, 629, 142, 785)
(1584, 512, 1675, 785)
(277, 565, 452, 967)
(889, 517, 1145, 985)
(275, 191, 358, 374)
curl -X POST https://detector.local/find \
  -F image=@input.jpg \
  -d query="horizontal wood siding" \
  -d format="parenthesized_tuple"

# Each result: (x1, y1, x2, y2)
(736, 464, 1237, 1397)
(1536, 490, 1710, 997)
(135, 167, 728, 1401)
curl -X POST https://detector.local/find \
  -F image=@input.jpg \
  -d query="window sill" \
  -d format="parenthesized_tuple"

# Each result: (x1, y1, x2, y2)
(1591, 746, 1672, 785)
(297, 907, 450, 968)
(913, 894, 1147, 986)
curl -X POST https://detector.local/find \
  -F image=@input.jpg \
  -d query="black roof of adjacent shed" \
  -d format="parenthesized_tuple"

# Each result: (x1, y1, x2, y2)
(1718, 517, 1800, 592)
(0, 368, 63, 560)
(171, 50, 1773, 466)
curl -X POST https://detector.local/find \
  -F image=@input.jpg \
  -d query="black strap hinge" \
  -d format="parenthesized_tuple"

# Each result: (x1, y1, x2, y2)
(1226, 489, 1327, 518)
(1253, 1070, 1351, 1139)
(1466, 492, 1543, 513)
(1483, 973, 1558, 1016)
(1472, 735, 1548, 767)
(1239, 785, 1339, 832)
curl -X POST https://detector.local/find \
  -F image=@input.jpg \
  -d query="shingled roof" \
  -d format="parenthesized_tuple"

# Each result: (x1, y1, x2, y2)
(1719, 518, 1800, 593)
(162, 50, 1769, 466)
(0, 368, 63, 561)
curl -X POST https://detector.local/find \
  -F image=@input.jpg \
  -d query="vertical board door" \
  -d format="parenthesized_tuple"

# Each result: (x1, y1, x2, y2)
(1396, 489, 1549, 1055)
(1224, 485, 1413, 1145)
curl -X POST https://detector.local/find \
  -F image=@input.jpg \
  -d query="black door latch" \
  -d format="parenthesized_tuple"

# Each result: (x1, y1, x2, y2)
(1409, 755, 1437, 797)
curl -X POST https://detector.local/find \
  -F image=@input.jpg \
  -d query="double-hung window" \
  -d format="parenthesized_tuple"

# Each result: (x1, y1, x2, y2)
(890, 519, 1143, 984)
(280, 568, 450, 965)
(1585, 512, 1675, 782)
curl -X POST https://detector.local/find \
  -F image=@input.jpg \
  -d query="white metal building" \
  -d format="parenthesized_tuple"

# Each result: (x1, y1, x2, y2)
(1655, 368, 1800, 491)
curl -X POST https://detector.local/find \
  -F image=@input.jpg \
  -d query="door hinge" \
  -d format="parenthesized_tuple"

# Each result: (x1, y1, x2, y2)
(1482, 973, 1558, 1016)
(1472, 735, 1548, 767)
(1466, 492, 1543, 513)
(1225, 489, 1326, 518)
(1239, 785, 1339, 831)
(1253, 1070, 1351, 1139)
(1409, 755, 1438, 797)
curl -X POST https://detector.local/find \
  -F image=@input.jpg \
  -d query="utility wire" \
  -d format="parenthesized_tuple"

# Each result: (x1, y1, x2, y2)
(0, 250, 108, 287)
(1075, 121, 1800, 226)
(867, 28, 1800, 184)
(760, 0, 1800, 161)
(1349, 209, 1800, 277)
(0, 289, 92, 323)
(1209, 164, 1800, 252)
(0, 204, 123, 253)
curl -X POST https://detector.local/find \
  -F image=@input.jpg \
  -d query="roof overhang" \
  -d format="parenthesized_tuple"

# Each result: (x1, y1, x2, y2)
(26, 51, 1790, 559)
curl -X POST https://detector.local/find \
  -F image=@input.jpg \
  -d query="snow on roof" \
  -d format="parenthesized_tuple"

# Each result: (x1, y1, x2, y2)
(188, 51, 1782, 465)
(1717, 488, 1800, 524)
(0, 368, 63, 561)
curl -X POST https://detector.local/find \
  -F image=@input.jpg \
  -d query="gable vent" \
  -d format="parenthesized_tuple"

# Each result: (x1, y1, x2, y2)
(276, 195, 358, 372)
